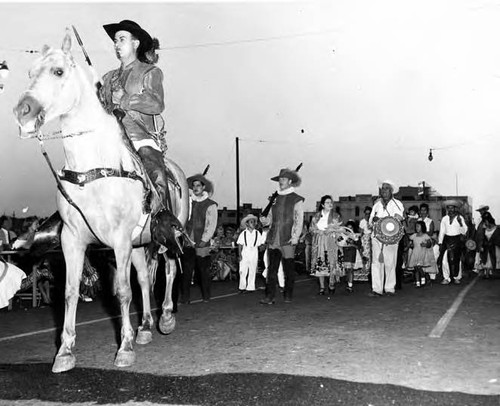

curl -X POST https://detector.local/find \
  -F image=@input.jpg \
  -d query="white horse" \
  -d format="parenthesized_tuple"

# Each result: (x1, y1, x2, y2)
(13, 31, 189, 373)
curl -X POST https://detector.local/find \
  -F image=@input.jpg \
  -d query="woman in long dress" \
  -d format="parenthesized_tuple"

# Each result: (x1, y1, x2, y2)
(309, 195, 343, 295)
(479, 212, 500, 278)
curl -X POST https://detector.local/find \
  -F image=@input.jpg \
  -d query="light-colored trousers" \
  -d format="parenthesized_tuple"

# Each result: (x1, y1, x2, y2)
(262, 248, 284, 288)
(239, 251, 258, 291)
(371, 238, 398, 294)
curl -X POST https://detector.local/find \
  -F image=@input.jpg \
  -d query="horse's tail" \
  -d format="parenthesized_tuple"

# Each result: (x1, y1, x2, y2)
(145, 244, 159, 289)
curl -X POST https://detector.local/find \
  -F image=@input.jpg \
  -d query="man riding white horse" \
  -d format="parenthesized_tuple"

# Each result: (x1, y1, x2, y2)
(98, 20, 180, 252)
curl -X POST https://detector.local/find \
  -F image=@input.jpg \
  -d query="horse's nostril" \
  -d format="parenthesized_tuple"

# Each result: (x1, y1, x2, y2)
(22, 103, 31, 116)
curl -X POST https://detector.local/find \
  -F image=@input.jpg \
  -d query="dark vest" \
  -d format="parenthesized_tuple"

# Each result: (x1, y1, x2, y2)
(186, 198, 217, 244)
(266, 192, 304, 245)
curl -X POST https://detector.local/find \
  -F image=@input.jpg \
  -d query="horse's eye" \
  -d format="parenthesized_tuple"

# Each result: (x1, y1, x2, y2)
(53, 68, 64, 77)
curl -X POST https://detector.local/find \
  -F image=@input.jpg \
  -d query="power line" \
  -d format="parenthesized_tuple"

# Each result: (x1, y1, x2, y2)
(159, 29, 337, 51)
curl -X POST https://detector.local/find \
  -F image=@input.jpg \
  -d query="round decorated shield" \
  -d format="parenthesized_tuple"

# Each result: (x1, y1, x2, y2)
(465, 239, 477, 251)
(374, 216, 404, 245)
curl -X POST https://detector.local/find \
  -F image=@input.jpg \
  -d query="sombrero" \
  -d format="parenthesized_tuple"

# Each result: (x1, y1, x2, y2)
(187, 173, 214, 196)
(377, 179, 399, 194)
(240, 214, 258, 229)
(443, 199, 461, 208)
(465, 239, 477, 251)
(103, 20, 153, 52)
(270, 168, 301, 187)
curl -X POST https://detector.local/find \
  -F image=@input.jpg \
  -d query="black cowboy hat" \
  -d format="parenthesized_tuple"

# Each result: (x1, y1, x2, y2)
(103, 20, 153, 51)
(187, 173, 214, 196)
(270, 168, 301, 187)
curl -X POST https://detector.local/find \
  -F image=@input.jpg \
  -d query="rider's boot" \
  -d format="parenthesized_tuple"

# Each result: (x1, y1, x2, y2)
(138, 146, 183, 255)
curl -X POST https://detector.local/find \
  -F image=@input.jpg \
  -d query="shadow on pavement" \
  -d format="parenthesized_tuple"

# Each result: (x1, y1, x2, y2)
(0, 363, 498, 406)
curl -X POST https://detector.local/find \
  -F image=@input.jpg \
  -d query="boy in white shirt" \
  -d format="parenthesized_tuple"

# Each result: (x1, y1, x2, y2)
(237, 214, 265, 292)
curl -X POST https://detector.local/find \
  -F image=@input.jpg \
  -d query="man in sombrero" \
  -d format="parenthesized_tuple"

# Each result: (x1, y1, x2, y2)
(437, 200, 467, 285)
(259, 168, 304, 304)
(180, 173, 217, 303)
(368, 180, 404, 297)
(99, 20, 178, 251)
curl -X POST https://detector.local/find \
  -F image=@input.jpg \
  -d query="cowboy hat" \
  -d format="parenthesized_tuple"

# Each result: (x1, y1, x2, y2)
(270, 168, 301, 187)
(443, 199, 461, 208)
(378, 179, 399, 194)
(476, 204, 490, 212)
(103, 20, 153, 51)
(240, 214, 258, 229)
(187, 173, 214, 196)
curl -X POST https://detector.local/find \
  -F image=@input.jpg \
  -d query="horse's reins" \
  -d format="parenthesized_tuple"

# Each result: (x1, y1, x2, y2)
(34, 134, 106, 246)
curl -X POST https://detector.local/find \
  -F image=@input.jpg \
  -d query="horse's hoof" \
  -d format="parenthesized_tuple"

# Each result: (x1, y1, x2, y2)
(159, 313, 176, 335)
(114, 350, 136, 368)
(136, 328, 153, 345)
(52, 354, 76, 373)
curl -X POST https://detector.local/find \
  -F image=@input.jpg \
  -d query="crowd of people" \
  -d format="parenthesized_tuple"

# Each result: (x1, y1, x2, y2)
(1, 19, 497, 312)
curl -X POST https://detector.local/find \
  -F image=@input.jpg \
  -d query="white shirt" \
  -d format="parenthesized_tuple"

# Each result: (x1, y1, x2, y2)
(359, 218, 371, 235)
(368, 198, 404, 226)
(237, 229, 264, 255)
(438, 215, 467, 244)
(316, 211, 330, 231)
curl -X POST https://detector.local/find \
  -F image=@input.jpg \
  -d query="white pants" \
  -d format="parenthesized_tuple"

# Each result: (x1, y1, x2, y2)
(262, 248, 284, 288)
(239, 251, 258, 291)
(371, 238, 398, 294)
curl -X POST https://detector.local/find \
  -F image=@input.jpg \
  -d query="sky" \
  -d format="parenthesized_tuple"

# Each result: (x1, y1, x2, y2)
(0, 0, 499, 221)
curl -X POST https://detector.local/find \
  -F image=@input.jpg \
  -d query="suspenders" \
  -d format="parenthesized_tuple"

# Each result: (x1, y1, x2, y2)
(243, 230, 259, 247)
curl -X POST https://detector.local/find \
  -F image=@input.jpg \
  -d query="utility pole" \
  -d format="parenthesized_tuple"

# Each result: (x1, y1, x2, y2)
(235, 137, 240, 227)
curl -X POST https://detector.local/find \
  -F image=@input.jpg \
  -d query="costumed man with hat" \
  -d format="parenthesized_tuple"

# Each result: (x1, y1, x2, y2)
(259, 168, 304, 304)
(181, 173, 217, 303)
(437, 200, 467, 285)
(236, 214, 265, 293)
(99, 20, 179, 251)
(368, 180, 404, 297)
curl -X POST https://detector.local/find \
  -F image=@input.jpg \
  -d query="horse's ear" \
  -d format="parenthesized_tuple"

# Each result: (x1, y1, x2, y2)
(61, 29, 72, 54)
(41, 45, 50, 55)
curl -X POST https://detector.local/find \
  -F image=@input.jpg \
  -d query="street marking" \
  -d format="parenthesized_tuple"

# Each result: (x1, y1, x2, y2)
(428, 274, 480, 338)
(0, 278, 313, 342)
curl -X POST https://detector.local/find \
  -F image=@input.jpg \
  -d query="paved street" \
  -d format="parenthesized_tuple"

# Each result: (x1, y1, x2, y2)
(1, 272, 499, 405)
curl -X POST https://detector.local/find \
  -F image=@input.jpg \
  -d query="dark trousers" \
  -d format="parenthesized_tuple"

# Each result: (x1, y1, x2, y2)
(266, 247, 296, 300)
(439, 235, 462, 279)
(395, 237, 406, 289)
(180, 247, 212, 301)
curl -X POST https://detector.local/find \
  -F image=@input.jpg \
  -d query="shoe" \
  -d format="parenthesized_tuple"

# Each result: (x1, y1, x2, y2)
(259, 297, 275, 305)
(453, 279, 461, 285)
(385, 291, 395, 297)
(238, 289, 245, 294)
(318, 289, 325, 295)
(284, 297, 292, 304)
(368, 291, 383, 297)
(415, 282, 421, 288)
(279, 287, 284, 293)
(441, 279, 451, 285)
(346, 286, 353, 293)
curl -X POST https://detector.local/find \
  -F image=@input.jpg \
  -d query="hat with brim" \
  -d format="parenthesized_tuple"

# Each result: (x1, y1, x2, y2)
(270, 168, 301, 187)
(476, 204, 490, 212)
(240, 214, 258, 229)
(103, 20, 153, 51)
(443, 199, 461, 208)
(378, 179, 399, 194)
(187, 173, 214, 196)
